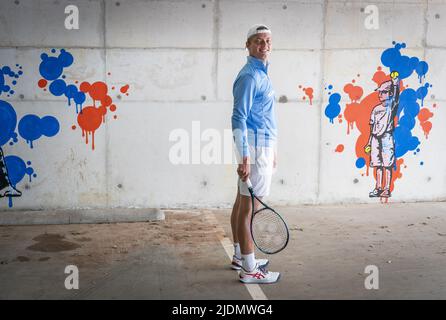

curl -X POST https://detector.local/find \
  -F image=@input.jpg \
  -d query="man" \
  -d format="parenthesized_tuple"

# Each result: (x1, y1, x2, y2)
(230, 24, 280, 284)
(365, 71, 400, 198)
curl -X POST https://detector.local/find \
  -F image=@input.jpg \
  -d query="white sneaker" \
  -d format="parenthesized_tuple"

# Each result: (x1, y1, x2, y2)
(231, 255, 269, 271)
(239, 263, 280, 284)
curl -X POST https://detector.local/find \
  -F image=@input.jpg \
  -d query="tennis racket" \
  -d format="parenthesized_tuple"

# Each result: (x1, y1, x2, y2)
(246, 178, 289, 254)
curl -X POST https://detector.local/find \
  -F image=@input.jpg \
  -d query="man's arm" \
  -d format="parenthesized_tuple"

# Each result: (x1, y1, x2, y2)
(232, 74, 257, 180)
(390, 71, 400, 119)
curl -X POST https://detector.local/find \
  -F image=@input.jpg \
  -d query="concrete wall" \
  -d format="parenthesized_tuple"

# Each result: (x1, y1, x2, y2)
(0, 0, 445, 210)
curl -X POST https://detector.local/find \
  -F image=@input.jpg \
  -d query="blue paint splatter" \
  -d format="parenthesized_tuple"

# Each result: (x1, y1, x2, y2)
(39, 49, 73, 81)
(18, 114, 60, 148)
(324, 93, 341, 123)
(381, 42, 428, 81)
(5, 156, 27, 190)
(49, 79, 66, 96)
(39, 54, 63, 81)
(25, 166, 34, 182)
(416, 61, 429, 83)
(394, 126, 420, 158)
(0, 100, 17, 146)
(356, 157, 366, 169)
(39, 49, 85, 113)
(65, 84, 78, 106)
(416, 83, 429, 106)
(73, 91, 86, 113)
(0, 65, 22, 96)
(394, 87, 422, 158)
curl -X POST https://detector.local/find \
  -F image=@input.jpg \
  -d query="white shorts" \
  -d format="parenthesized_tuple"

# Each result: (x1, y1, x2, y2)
(370, 132, 395, 168)
(238, 146, 275, 197)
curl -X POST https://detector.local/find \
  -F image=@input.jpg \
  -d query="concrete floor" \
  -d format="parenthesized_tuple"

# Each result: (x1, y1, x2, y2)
(1, 202, 446, 299)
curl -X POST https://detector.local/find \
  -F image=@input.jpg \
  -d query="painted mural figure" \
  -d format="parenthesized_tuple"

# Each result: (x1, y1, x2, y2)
(0, 147, 22, 198)
(365, 71, 400, 198)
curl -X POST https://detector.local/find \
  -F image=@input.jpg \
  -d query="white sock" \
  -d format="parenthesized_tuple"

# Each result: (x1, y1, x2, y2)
(242, 252, 256, 272)
(233, 243, 241, 259)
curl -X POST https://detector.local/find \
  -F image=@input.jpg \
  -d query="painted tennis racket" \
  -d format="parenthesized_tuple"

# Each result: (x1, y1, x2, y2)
(246, 179, 290, 254)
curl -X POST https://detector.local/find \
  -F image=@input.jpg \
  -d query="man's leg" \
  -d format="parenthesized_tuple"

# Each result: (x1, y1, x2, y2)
(381, 167, 393, 197)
(230, 187, 269, 271)
(376, 167, 383, 189)
(237, 194, 255, 270)
(237, 192, 279, 283)
(369, 167, 384, 197)
(230, 191, 241, 259)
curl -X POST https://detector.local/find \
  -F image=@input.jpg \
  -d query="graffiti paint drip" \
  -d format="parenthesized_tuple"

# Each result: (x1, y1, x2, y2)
(40, 49, 129, 150)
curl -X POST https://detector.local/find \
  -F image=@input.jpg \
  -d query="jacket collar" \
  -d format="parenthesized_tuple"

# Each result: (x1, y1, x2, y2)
(247, 55, 269, 73)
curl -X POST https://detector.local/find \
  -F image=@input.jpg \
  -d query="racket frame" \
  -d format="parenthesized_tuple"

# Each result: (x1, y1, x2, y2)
(246, 179, 290, 254)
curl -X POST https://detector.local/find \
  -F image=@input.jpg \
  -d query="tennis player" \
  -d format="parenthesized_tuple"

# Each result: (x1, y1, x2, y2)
(230, 24, 280, 284)
(364, 71, 400, 198)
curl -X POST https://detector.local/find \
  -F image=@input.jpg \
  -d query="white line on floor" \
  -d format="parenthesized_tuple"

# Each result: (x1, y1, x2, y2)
(207, 213, 268, 301)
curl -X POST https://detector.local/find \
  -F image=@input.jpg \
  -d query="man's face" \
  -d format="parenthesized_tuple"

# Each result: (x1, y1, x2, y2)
(246, 32, 272, 62)
(378, 89, 391, 103)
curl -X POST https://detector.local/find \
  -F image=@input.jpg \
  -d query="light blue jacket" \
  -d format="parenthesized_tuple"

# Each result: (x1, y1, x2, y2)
(231, 56, 277, 158)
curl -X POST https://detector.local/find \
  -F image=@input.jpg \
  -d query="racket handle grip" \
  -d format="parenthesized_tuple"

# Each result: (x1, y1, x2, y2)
(246, 178, 253, 189)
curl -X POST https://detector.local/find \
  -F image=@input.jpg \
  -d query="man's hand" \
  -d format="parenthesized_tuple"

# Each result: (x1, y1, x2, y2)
(237, 157, 250, 182)
(390, 71, 399, 85)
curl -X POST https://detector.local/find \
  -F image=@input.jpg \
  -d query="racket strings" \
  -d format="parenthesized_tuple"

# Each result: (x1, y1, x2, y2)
(252, 209, 288, 254)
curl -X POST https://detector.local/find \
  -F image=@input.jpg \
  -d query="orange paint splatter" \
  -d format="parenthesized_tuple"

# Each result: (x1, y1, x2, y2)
(372, 68, 390, 87)
(421, 121, 432, 139)
(120, 84, 129, 94)
(80, 81, 91, 93)
(303, 87, 314, 105)
(90, 82, 108, 103)
(110, 104, 116, 112)
(38, 79, 47, 88)
(418, 108, 434, 138)
(335, 144, 344, 153)
(77, 106, 103, 151)
(71, 125, 76, 130)
(344, 83, 363, 102)
(101, 95, 112, 107)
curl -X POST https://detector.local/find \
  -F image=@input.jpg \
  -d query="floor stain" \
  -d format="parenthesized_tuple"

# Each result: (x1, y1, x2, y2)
(75, 237, 92, 242)
(38, 257, 51, 262)
(26, 233, 81, 252)
(15, 256, 30, 262)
